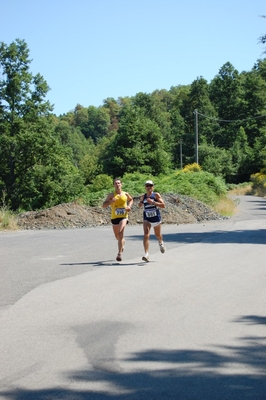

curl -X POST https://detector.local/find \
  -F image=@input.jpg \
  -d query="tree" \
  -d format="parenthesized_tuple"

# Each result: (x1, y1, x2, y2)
(179, 77, 220, 164)
(54, 119, 94, 167)
(240, 65, 266, 148)
(102, 105, 171, 177)
(209, 63, 243, 149)
(102, 97, 121, 133)
(199, 143, 236, 179)
(231, 126, 253, 182)
(0, 39, 84, 210)
(74, 105, 111, 142)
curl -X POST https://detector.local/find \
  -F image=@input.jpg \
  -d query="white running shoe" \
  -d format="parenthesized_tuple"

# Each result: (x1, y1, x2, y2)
(159, 243, 165, 253)
(142, 255, 149, 262)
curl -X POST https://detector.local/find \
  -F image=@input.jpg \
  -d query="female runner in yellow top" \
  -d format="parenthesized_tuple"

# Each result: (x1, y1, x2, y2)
(103, 178, 133, 262)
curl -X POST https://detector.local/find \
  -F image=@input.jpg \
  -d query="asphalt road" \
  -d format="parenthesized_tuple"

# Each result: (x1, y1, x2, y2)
(0, 195, 266, 400)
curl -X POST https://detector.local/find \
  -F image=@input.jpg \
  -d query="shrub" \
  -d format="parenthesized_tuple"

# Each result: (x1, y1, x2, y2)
(91, 174, 113, 192)
(250, 170, 266, 196)
(182, 163, 202, 173)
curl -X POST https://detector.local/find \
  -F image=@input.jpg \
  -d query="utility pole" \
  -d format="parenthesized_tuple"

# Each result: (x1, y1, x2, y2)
(194, 109, 199, 164)
(180, 138, 183, 169)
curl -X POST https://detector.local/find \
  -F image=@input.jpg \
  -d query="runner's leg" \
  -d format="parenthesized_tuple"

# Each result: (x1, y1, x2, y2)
(153, 224, 163, 243)
(143, 220, 151, 254)
(154, 224, 165, 252)
(112, 219, 127, 256)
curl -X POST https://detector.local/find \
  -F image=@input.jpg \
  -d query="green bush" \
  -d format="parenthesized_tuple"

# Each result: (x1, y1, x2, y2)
(250, 169, 266, 196)
(182, 163, 202, 173)
(79, 169, 228, 208)
(91, 174, 113, 192)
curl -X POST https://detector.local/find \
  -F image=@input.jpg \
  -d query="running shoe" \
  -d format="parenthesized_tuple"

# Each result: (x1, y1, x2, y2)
(159, 243, 166, 253)
(142, 255, 149, 262)
(116, 254, 122, 262)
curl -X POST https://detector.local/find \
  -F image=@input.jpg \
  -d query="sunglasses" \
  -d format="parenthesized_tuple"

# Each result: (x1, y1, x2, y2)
(145, 184, 153, 187)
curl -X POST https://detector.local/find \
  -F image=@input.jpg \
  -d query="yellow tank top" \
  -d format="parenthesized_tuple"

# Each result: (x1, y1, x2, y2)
(111, 191, 128, 219)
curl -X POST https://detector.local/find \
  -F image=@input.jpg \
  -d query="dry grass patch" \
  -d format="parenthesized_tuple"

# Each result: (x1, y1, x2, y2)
(0, 209, 19, 231)
(228, 184, 253, 196)
(251, 187, 266, 198)
(213, 196, 238, 217)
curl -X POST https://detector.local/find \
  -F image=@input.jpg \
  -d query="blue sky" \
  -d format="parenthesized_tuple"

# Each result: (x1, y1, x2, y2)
(1, 0, 265, 116)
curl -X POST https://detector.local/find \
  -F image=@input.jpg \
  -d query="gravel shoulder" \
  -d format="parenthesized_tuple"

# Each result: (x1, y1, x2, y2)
(17, 194, 227, 230)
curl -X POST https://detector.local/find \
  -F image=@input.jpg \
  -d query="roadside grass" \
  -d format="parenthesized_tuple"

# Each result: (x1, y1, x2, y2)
(228, 182, 266, 198)
(212, 196, 238, 217)
(0, 208, 19, 231)
(252, 186, 266, 197)
(228, 183, 253, 196)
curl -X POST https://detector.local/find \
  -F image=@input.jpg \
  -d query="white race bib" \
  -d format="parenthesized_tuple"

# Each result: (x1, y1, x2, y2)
(145, 210, 157, 218)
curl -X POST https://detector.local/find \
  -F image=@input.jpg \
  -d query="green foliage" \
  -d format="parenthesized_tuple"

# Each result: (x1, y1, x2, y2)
(79, 170, 228, 208)
(81, 187, 110, 206)
(250, 169, 266, 192)
(102, 104, 172, 177)
(163, 170, 227, 205)
(121, 172, 157, 195)
(72, 104, 111, 143)
(182, 163, 202, 173)
(2, 39, 266, 213)
(198, 143, 236, 179)
(59, 58, 266, 188)
(0, 39, 85, 211)
(181, 77, 219, 149)
(79, 152, 101, 184)
(91, 174, 113, 192)
(22, 155, 84, 210)
(54, 120, 93, 165)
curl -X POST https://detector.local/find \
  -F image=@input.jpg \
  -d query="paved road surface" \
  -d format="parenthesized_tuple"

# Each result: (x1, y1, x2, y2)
(0, 195, 265, 399)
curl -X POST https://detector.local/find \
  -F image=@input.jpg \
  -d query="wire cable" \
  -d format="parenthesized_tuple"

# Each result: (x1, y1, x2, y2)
(196, 111, 266, 123)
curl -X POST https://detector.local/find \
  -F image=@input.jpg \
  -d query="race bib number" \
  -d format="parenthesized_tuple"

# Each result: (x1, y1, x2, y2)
(115, 208, 125, 216)
(145, 210, 157, 218)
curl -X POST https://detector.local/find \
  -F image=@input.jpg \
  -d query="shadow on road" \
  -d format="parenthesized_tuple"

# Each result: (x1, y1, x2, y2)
(1, 315, 265, 400)
(129, 228, 266, 245)
(60, 228, 266, 268)
(164, 229, 266, 245)
(60, 260, 149, 267)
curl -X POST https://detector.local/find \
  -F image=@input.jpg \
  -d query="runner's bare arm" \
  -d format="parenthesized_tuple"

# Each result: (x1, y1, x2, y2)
(126, 193, 133, 211)
(102, 193, 114, 208)
(154, 192, 165, 208)
(138, 195, 144, 207)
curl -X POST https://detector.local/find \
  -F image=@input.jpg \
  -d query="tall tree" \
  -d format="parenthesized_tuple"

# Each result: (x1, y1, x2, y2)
(102, 97, 121, 133)
(102, 104, 171, 177)
(0, 39, 84, 210)
(180, 77, 219, 163)
(199, 143, 235, 179)
(209, 62, 243, 148)
(238, 68, 266, 149)
(74, 105, 111, 142)
(230, 126, 253, 182)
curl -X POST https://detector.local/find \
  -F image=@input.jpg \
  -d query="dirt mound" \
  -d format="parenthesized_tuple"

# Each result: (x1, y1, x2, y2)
(17, 194, 226, 230)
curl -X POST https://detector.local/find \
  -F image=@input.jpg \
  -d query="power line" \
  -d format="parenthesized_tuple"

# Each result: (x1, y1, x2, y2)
(197, 111, 266, 123)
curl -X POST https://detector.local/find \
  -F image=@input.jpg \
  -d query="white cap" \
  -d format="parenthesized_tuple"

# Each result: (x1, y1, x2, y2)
(145, 180, 154, 185)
